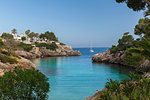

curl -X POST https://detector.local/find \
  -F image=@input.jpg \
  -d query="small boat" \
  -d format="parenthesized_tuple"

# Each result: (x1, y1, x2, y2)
(90, 41, 94, 52)
(90, 49, 94, 52)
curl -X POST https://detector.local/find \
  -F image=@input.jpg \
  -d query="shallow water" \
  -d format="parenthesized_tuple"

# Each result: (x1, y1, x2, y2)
(32, 48, 132, 100)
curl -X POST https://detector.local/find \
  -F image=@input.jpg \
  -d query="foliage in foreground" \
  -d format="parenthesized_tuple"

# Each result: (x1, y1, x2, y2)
(0, 67, 50, 100)
(97, 72, 150, 100)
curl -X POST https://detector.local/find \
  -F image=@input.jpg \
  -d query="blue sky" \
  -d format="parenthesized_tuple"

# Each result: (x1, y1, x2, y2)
(0, 0, 143, 47)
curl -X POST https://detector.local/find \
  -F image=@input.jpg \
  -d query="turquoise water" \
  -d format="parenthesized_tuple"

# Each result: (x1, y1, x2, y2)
(32, 48, 132, 100)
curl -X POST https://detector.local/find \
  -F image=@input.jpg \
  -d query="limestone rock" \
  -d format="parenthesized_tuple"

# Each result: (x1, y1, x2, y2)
(136, 59, 150, 72)
(15, 45, 81, 59)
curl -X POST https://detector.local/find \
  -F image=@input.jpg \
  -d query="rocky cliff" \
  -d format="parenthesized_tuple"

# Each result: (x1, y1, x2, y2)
(85, 50, 150, 100)
(15, 45, 81, 59)
(92, 50, 150, 73)
(0, 57, 36, 76)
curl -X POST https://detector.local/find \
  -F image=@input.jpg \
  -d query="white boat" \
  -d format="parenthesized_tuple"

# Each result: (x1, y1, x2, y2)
(90, 41, 94, 52)
(90, 49, 94, 52)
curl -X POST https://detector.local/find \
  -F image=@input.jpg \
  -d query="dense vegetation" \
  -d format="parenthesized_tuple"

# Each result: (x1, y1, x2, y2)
(39, 31, 58, 41)
(0, 67, 50, 100)
(1, 33, 13, 39)
(96, 1, 150, 100)
(0, 54, 18, 64)
(97, 73, 150, 100)
(0, 41, 18, 64)
(35, 42, 58, 51)
(21, 36, 26, 41)
(116, 0, 150, 16)
(18, 43, 33, 52)
(109, 17, 150, 66)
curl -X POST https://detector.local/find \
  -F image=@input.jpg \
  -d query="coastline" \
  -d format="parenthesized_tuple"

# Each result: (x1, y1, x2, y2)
(84, 50, 150, 100)
(92, 50, 150, 73)
(15, 45, 81, 59)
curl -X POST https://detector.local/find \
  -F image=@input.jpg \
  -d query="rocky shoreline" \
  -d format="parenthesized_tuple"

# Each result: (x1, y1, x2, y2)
(15, 45, 81, 59)
(84, 50, 150, 100)
(0, 44, 81, 76)
(92, 50, 150, 73)
(0, 57, 36, 76)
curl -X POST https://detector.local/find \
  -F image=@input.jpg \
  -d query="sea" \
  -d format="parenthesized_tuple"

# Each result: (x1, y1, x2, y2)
(31, 47, 132, 100)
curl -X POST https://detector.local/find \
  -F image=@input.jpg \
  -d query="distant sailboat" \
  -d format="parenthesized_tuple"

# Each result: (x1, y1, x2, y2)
(90, 41, 94, 52)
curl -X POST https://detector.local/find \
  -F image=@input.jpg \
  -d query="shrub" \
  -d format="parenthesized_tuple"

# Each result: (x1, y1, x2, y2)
(1, 33, 13, 39)
(109, 45, 119, 54)
(98, 72, 150, 100)
(0, 67, 50, 100)
(123, 47, 144, 66)
(48, 42, 58, 51)
(0, 54, 18, 64)
(60, 42, 66, 45)
(0, 50, 9, 56)
(35, 42, 58, 51)
(21, 36, 26, 41)
(18, 43, 33, 52)
(0, 38, 4, 47)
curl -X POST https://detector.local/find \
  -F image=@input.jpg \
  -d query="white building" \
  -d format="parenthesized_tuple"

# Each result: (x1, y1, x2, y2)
(11, 33, 59, 45)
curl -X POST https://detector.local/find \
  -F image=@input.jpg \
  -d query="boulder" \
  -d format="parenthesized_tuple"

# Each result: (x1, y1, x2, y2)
(136, 59, 150, 72)
(92, 50, 124, 64)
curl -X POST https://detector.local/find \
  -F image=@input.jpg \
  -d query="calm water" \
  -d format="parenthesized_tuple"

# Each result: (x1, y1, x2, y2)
(32, 48, 132, 100)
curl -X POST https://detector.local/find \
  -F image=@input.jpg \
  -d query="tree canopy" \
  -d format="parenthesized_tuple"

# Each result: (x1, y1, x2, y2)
(1, 33, 13, 39)
(135, 18, 150, 39)
(116, 0, 150, 16)
(21, 36, 26, 41)
(25, 30, 30, 36)
(11, 29, 17, 34)
(40, 31, 58, 41)
(0, 67, 50, 100)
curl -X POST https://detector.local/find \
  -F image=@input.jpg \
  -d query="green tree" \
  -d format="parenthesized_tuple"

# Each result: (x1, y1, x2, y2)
(21, 36, 26, 41)
(98, 72, 150, 100)
(11, 29, 17, 34)
(29, 32, 35, 41)
(35, 33, 39, 38)
(134, 18, 150, 39)
(109, 32, 134, 53)
(116, 0, 150, 16)
(0, 67, 50, 100)
(116, 0, 149, 11)
(39, 31, 58, 41)
(25, 30, 30, 36)
(1, 33, 13, 39)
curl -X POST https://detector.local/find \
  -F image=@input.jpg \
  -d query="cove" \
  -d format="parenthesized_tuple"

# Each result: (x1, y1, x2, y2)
(31, 48, 132, 100)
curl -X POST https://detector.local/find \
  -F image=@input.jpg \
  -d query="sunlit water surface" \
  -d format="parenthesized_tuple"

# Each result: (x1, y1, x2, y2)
(32, 48, 132, 100)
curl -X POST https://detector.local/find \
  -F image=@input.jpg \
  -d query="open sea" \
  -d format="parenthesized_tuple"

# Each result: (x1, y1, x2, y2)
(31, 47, 132, 100)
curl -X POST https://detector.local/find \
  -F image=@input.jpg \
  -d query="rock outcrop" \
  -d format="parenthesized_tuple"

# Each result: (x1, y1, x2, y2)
(15, 45, 81, 59)
(86, 50, 150, 100)
(136, 59, 150, 72)
(0, 57, 36, 75)
(92, 50, 150, 73)
(92, 50, 125, 65)
(84, 90, 104, 100)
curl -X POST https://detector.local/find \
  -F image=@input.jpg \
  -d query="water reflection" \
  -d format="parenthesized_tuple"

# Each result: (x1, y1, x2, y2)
(93, 63, 135, 74)
(32, 57, 64, 76)
(31, 48, 131, 100)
